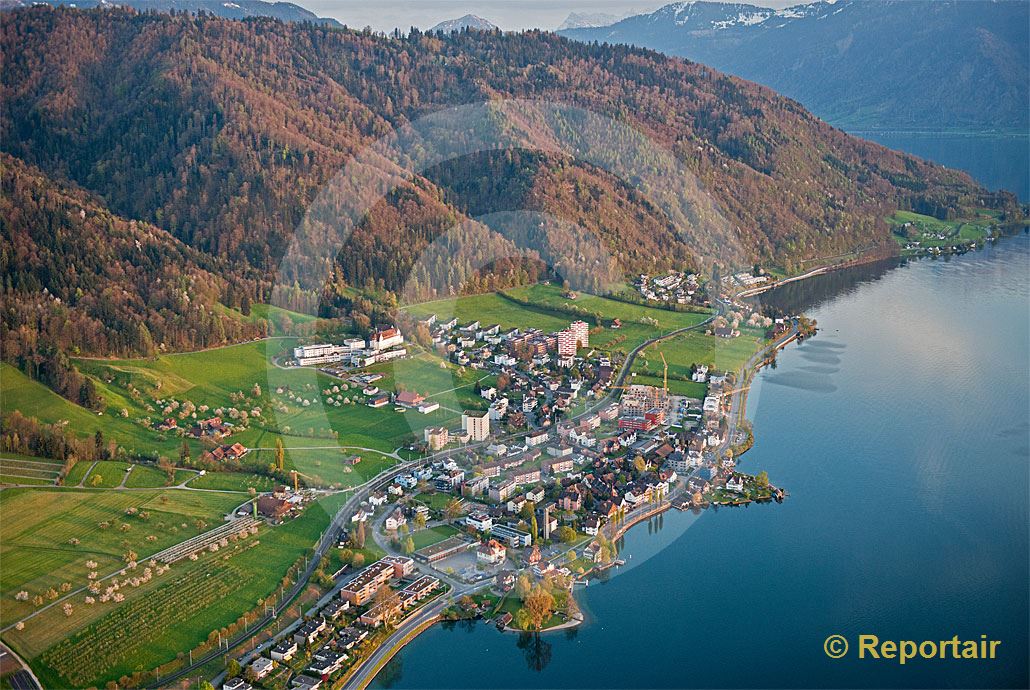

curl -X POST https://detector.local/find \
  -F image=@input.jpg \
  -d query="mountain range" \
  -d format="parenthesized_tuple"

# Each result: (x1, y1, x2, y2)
(560, 0, 1029, 133)
(430, 14, 497, 32)
(0, 0, 342, 23)
(1, 6, 1019, 402)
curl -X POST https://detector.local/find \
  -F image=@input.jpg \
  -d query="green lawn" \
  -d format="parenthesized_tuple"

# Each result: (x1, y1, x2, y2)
(184, 471, 278, 493)
(0, 363, 173, 456)
(1, 489, 344, 689)
(0, 487, 242, 630)
(632, 327, 768, 382)
(81, 461, 132, 488)
(0, 456, 61, 485)
(404, 292, 571, 334)
(414, 492, 459, 511)
(122, 465, 193, 489)
(887, 210, 995, 251)
(62, 461, 93, 487)
(0, 474, 54, 486)
(410, 524, 460, 550)
(404, 283, 711, 357)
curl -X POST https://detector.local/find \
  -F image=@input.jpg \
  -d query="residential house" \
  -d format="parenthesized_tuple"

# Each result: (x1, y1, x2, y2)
(293, 618, 327, 647)
(249, 657, 275, 679)
(582, 516, 601, 536)
(466, 511, 493, 532)
(395, 390, 425, 408)
(477, 539, 507, 564)
(271, 639, 298, 662)
(384, 507, 407, 531)
(488, 479, 517, 503)
(308, 648, 347, 677)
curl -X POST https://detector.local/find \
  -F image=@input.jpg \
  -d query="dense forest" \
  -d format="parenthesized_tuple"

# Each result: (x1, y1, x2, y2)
(0, 7, 1021, 401)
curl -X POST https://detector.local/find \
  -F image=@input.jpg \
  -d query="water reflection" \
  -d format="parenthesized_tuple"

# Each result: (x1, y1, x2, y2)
(750, 257, 901, 316)
(517, 632, 552, 673)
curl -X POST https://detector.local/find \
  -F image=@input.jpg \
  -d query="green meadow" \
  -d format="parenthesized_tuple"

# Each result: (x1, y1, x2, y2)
(1, 487, 345, 689)
(632, 326, 769, 387)
(0, 487, 242, 628)
(887, 210, 997, 251)
(405, 283, 711, 356)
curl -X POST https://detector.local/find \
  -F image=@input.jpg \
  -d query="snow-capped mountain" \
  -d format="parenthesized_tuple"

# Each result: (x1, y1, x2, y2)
(559, 0, 1027, 132)
(430, 14, 497, 32)
(556, 11, 625, 30)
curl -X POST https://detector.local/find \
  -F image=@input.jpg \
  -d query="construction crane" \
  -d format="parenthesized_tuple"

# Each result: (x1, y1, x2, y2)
(659, 352, 669, 395)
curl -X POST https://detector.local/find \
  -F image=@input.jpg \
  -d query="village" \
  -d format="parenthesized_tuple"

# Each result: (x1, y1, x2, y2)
(215, 285, 792, 690)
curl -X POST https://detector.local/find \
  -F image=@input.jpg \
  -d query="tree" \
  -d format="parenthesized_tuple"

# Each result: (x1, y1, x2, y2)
(515, 573, 533, 599)
(403, 536, 415, 554)
(755, 470, 769, 489)
(444, 498, 463, 519)
(414, 511, 427, 529)
(521, 584, 555, 630)
(179, 439, 191, 464)
(633, 455, 647, 473)
(556, 526, 577, 544)
(226, 658, 241, 678)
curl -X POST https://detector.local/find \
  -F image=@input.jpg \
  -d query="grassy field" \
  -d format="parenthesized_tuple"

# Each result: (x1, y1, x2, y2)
(632, 326, 768, 386)
(405, 283, 711, 356)
(887, 210, 996, 251)
(0, 363, 169, 455)
(184, 470, 278, 492)
(404, 292, 570, 333)
(0, 488, 242, 629)
(5, 338, 474, 482)
(1, 488, 344, 689)
(122, 465, 193, 489)
(81, 461, 131, 488)
(0, 455, 61, 486)
(410, 524, 461, 550)
(62, 461, 93, 487)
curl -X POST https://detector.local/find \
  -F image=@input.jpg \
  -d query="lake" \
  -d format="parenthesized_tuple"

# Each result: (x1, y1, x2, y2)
(855, 131, 1029, 202)
(370, 234, 1029, 689)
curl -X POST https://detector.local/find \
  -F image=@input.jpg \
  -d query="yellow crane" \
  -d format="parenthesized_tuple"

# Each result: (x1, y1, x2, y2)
(660, 351, 669, 395)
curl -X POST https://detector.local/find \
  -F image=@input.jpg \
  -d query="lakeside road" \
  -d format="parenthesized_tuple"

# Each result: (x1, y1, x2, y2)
(150, 305, 722, 687)
(721, 320, 801, 457)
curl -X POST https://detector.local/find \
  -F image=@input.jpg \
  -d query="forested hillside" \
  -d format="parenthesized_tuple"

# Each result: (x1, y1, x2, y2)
(0, 154, 269, 405)
(0, 7, 1019, 378)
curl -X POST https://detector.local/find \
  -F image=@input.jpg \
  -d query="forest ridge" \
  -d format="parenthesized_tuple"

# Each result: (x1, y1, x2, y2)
(0, 7, 1020, 399)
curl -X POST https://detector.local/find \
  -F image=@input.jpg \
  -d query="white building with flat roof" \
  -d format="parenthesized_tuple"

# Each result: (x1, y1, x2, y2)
(462, 410, 490, 441)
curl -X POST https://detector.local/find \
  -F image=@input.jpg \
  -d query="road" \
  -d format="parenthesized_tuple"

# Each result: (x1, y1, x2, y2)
(1, 643, 41, 690)
(342, 584, 478, 690)
(152, 303, 724, 687)
(720, 320, 800, 455)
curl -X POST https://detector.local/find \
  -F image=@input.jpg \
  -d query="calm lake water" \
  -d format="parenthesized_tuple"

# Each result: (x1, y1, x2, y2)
(371, 235, 1030, 689)
(855, 132, 1029, 202)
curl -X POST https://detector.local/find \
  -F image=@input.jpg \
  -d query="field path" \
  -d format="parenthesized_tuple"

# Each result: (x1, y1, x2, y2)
(77, 461, 99, 487)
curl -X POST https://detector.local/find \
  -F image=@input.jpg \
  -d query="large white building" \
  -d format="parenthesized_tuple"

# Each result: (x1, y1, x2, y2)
(570, 320, 589, 348)
(557, 320, 590, 356)
(369, 327, 404, 351)
(293, 339, 367, 366)
(293, 343, 348, 366)
(462, 410, 490, 442)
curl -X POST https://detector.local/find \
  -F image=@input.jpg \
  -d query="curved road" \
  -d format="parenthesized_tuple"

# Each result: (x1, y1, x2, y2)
(152, 305, 724, 687)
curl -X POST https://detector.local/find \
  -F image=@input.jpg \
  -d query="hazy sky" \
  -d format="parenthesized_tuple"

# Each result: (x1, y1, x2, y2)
(301, 0, 800, 32)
